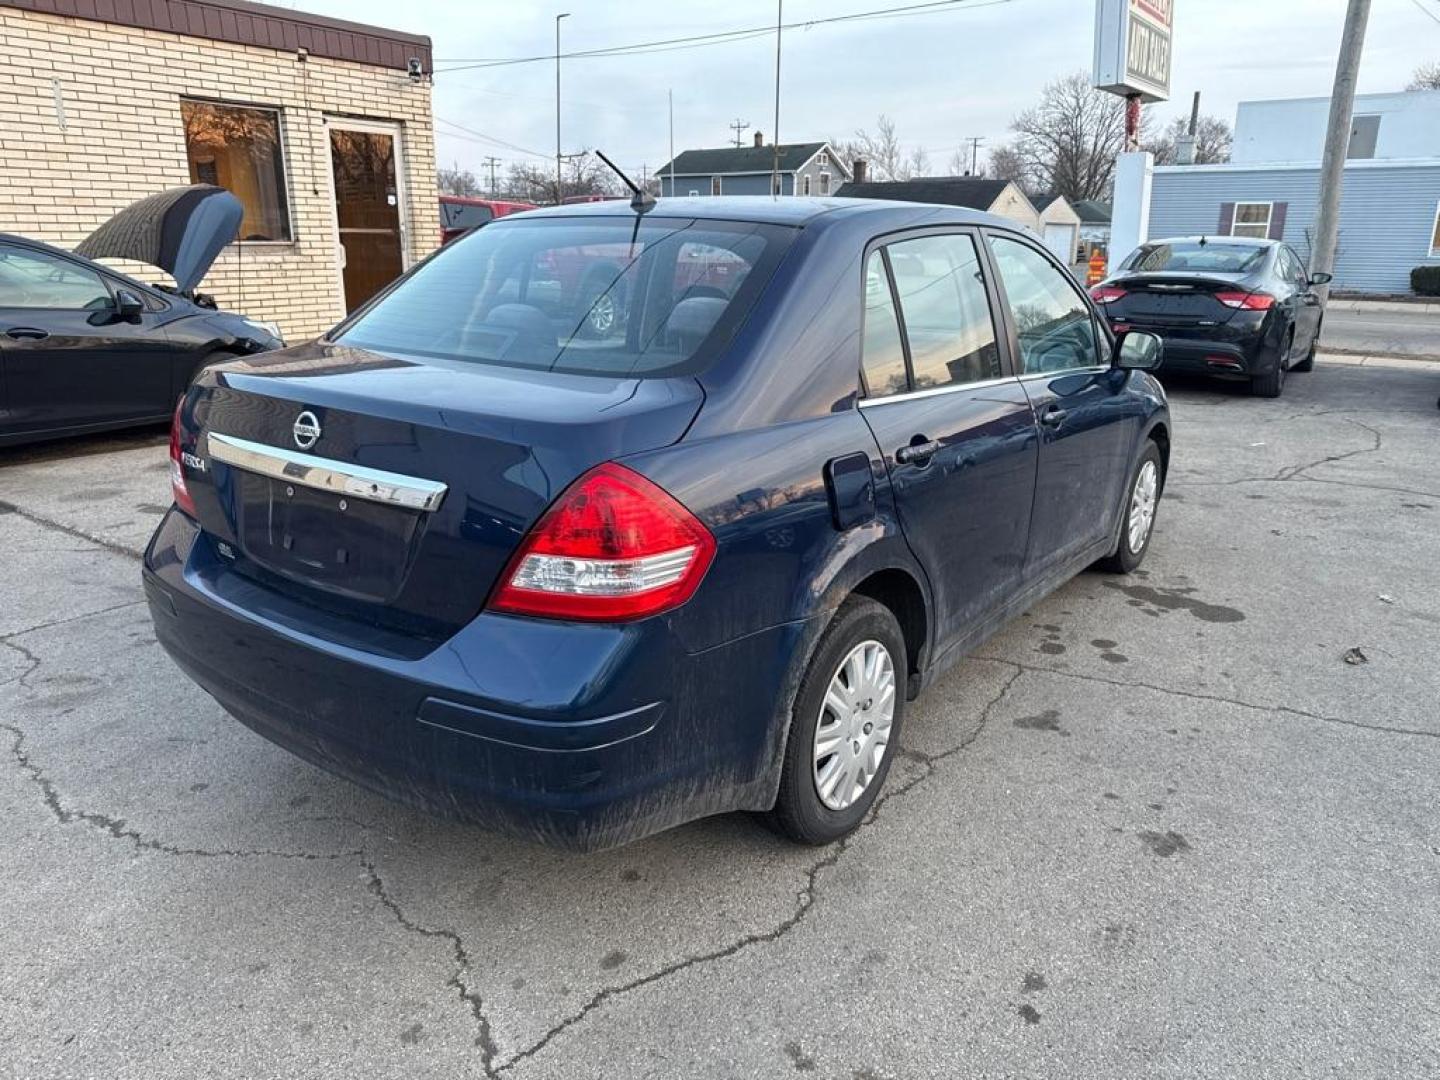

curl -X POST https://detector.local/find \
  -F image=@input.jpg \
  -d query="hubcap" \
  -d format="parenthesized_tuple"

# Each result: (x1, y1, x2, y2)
(813, 640, 896, 811)
(1127, 460, 1158, 553)
(587, 293, 616, 334)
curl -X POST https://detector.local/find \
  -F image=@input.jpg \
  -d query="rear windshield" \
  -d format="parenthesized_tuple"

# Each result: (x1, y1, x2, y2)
(440, 202, 494, 231)
(1125, 242, 1268, 274)
(336, 216, 794, 378)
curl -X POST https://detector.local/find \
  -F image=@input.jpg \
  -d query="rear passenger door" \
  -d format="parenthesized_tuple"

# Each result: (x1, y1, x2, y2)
(858, 230, 1039, 653)
(984, 231, 1128, 574)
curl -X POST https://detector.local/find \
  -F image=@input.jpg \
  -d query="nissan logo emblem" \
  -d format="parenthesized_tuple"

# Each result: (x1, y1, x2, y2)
(292, 411, 321, 450)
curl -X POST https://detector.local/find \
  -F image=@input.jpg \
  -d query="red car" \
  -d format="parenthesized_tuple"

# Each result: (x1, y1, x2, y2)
(439, 196, 535, 244)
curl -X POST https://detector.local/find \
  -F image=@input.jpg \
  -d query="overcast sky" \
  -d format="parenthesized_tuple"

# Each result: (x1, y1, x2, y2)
(292, 0, 1439, 182)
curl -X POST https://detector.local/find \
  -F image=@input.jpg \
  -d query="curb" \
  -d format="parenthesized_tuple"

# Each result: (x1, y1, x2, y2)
(1327, 299, 1440, 315)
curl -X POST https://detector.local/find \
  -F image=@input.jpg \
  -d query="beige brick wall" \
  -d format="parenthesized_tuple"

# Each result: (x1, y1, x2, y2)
(0, 7, 440, 342)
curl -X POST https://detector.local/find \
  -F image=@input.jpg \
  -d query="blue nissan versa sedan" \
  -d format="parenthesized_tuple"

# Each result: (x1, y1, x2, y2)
(142, 197, 1170, 851)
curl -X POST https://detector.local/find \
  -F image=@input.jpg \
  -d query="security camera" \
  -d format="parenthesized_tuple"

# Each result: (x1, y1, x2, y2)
(407, 57, 424, 81)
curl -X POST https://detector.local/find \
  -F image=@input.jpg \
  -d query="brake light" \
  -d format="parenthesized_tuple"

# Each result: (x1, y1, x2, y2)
(489, 462, 716, 621)
(169, 397, 197, 517)
(1214, 290, 1276, 311)
(1090, 285, 1127, 304)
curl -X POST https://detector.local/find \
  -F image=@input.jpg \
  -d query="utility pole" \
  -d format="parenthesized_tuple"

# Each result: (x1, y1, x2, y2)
(482, 156, 502, 195)
(770, 0, 782, 197)
(966, 136, 985, 176)
(555, 11, 570, 205)
(728, 118, 751, 147)
(668, 89, 675, 198)
(1310, 0, 1370, 301)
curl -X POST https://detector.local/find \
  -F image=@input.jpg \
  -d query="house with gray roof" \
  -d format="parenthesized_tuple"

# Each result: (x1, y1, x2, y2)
(657, 133, 851, 197)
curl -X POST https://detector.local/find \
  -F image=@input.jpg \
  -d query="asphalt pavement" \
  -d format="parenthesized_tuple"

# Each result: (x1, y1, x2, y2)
(1322, 303, 1440, 360)
(2, 354, 1438, 1079)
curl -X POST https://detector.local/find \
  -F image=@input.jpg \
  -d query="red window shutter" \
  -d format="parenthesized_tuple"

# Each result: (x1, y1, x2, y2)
(1217, 202, 1236, 235)
(1268, 202, 1288, 240)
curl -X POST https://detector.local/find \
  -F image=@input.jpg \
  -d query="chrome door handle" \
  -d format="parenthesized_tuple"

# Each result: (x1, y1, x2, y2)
(1039, 406, 1068, 427)
(895, 439, 941, 465)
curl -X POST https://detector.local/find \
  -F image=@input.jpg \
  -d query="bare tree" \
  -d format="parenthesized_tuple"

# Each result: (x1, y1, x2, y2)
(1408, 62, 1440, 90)
(437, 165, 481, 197)
(986, 144, 1028, 185)
(1146, 114, 1233, 165)
(997, 71, 1146, 201)
(834, 115, 928, 182)
(946, 148, 985, 177)
(504, 155, 621, 204)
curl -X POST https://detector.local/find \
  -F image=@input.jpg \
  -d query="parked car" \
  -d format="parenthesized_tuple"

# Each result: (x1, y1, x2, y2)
(439, 195, 536, 244)
(0, 186, 284, 447)
(1091, 236, 1330, 398)
(143, 197, 1169, 852)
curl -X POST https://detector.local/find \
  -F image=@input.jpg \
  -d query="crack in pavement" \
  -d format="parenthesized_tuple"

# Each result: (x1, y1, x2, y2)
(0, 500, 143, 561)
(361, 858, 500, 1076)
(1177, 417, 1396, 492)
(973, 658, 1440, 742)
(496, 661, 1025, 1074)
(1273, 418, 1382, 482)
(0, 717, 365, 859)
(1, 599, 147, 644)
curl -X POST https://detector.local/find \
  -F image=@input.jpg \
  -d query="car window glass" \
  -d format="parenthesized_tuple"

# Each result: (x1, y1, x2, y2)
(338, 218, 789, 378)
(0, 244, 111, 309)
(886, 233, 1000, 389)
(1282, 248, 1307, 286)
(860, 250, 908, 397)
(987, 236, 1101, 374)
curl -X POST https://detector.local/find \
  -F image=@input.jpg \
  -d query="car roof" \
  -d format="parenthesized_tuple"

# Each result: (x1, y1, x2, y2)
(511, 195, 1013, 231)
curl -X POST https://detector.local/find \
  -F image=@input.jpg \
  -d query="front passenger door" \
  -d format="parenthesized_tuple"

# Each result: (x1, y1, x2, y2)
(858, 232, 1038, 653)
(985, 233, 1129, 575)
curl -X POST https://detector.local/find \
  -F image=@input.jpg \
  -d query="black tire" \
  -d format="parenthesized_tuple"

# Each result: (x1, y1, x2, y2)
(1098, 441, 1163, 574)
(1291, 318, 1319, 373)
(1251, 332, 1290, 398)
(768, 596, 907, 846)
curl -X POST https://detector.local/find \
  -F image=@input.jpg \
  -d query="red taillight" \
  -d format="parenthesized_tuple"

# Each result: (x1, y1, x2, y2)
(489, 462, 716, 622)
(1214, 290, 1276, 311)
(1090, 285, 1127, 304)
(169, 398, 197, 517)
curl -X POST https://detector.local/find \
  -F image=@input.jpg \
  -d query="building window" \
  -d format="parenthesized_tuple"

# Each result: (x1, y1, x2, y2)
(711, 176, 722, 196)
(181, 100, 292, 241)
(1230, 202, 1273, 240)
(819, 171, 831, 196)
(802, 175, 812, 196)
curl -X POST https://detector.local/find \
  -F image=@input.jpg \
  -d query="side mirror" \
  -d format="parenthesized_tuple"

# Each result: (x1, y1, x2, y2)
(1113, 330, 1162, 371)
(1308, 272, 1333, 287)
(114, 289, 144, 319)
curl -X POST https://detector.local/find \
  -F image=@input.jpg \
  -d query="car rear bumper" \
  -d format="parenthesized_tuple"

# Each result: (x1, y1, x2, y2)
(143, 509, 804, 851)
(1110, 315, 1277, 377)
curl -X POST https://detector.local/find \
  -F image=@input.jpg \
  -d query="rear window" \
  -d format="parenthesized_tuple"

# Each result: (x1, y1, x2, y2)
(441, 202, 495, 231)
(336, 216, 794, 378)
(1125, 242, 1268, 274)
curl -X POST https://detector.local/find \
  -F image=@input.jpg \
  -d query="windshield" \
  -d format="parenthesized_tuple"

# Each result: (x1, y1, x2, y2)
(1126, 241, 1268, 274)
(336, 216, 793, 378)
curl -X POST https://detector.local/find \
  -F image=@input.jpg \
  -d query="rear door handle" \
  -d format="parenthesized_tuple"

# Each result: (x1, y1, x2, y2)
(1039, 406, 1068, 427)
(5, 327, 49, 341)
(895, 439, 941, 466)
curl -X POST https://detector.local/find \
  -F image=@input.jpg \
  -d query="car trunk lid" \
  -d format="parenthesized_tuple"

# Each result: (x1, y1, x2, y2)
(179, 341, 704, 644)
(1107, 272, 1255, 326)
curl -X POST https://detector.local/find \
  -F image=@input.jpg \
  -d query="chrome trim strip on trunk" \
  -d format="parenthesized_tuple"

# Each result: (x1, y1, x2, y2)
(207, 432, 448, 513)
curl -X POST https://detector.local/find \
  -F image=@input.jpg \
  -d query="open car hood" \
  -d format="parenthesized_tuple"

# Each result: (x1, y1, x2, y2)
(74, 185, 241, 294)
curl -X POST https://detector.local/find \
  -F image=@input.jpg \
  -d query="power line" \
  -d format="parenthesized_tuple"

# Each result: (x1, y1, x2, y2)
(1410, 0, 1440, 25)
(434, 116, 551, 161)
(432, 0, 1016, 73)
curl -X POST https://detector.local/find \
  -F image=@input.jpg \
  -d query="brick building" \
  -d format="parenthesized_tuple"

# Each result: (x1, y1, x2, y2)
(0, 0, 440, 341)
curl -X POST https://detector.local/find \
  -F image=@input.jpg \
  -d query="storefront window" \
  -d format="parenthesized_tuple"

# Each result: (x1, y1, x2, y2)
(181, 100, 292, 241)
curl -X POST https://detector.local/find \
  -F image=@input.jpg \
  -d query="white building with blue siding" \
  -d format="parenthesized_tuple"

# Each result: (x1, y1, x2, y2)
(1147, 91, 1440, 295)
